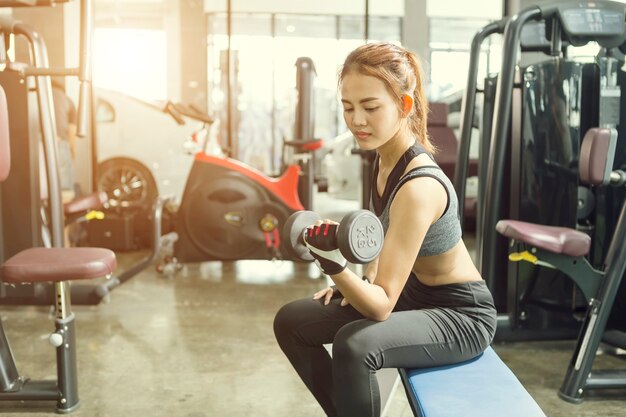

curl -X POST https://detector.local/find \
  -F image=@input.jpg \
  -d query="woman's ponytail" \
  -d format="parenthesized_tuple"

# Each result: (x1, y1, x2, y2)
(406, 52, 434, 154)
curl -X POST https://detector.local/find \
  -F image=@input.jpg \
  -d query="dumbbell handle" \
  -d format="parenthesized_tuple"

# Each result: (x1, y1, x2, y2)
(302, 223, 338, 241)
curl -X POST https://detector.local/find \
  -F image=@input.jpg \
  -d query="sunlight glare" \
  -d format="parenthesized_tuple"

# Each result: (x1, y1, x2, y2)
(93, 28, 167, 101)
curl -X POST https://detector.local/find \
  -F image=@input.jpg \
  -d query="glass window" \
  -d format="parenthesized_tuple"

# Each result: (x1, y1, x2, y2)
(273, 14, 339, 161)
(206, 12, 402, 174)
(427, 0, 502, 19)
(368, 16, 402, 42)
(339, 16, 364, 40)
(428, 17, 501, 100)
(430, 50, 472, 99)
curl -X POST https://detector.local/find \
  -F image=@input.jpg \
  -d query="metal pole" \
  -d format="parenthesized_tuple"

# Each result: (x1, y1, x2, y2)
(364, 0, 369, 42)
(8, 20, 64, 248)
(226, 0, 233, 158)
(454, 19, 506, 230)
(76, 0, 93, 138)
(478, 7, 541, 284)
(560, 201, 626, 401)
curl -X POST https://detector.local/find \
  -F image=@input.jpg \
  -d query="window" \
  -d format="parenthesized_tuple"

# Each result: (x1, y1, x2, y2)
(429, 17, 502, 100)
(207, 12, 401, 174)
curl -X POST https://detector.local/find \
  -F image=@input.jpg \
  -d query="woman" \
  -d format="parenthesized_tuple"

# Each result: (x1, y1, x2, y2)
(274, 42, 497, 417)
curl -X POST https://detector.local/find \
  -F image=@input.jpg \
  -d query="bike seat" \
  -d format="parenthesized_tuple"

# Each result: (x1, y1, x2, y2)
(63, 191, 108, 216)
(1, 247, 116, 284)
(496, 220, 591, 257)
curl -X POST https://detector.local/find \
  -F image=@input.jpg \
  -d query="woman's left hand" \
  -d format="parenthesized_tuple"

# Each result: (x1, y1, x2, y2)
(313, 285, 351, 307)
(313, 286, 338, 305)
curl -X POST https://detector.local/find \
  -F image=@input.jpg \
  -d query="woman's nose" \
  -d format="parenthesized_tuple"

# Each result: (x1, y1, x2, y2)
(351, 110, 367, 126)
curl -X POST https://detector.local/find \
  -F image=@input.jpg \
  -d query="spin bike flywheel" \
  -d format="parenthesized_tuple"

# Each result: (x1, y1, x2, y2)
(179, 172, 284, 260)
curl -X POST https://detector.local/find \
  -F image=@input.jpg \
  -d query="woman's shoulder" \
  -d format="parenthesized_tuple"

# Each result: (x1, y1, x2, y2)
(391, 171, 447, 221)
(402, 152, 437, 176)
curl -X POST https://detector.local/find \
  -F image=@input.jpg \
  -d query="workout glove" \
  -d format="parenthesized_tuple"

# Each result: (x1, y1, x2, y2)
(303, 223, 348, 276)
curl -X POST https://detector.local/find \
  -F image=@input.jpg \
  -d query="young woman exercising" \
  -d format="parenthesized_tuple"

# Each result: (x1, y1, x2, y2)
(274, 42, 497, 417)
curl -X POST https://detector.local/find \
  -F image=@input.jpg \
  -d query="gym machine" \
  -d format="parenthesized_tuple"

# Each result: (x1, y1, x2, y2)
(455, 2, 624, 340)
(455, 0, 626, 341)
(0, 0, 166, 306)
(0, 0, 91, 267)
(498, 127, 626, 403)
(0, 1, 119, 413)
(455, 16, 581, 339)
(0, 80, 116, 414)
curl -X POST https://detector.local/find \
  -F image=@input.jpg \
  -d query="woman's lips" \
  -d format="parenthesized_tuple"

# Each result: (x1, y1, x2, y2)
(355, 131, 371, 139)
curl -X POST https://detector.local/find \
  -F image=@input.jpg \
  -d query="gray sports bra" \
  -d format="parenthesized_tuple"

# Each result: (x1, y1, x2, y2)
(371, 143, 462, 257)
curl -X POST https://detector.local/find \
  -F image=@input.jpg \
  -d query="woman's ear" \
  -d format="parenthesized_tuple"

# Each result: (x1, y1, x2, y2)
(401, 95, 414, 116)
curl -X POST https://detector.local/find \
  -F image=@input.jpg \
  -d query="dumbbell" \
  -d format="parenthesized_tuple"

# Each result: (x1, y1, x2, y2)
(282, 209, 384, 264)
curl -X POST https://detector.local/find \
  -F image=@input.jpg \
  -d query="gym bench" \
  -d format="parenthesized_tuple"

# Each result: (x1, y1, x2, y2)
(399, 346, 546, 417)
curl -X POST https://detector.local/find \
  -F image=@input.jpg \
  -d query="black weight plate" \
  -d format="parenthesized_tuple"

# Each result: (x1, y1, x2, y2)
(337, 210, 384, 264)
(282, 211, 321, 262)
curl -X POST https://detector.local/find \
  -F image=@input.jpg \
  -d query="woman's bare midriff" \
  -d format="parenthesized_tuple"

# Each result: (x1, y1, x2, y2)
(411, 240, 483, 286)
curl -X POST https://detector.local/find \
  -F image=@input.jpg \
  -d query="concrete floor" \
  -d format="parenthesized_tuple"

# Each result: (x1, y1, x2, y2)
(1, 195, 625, 416)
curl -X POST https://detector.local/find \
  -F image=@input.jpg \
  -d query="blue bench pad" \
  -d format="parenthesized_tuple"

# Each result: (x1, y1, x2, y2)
(399, 346, 546, 417)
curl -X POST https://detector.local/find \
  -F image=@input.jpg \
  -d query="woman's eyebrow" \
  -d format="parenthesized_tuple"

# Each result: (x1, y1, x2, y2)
(341, 97, 379, 104)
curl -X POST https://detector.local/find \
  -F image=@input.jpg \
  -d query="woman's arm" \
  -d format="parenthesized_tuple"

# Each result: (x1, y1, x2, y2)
(330, 176, 447, 321)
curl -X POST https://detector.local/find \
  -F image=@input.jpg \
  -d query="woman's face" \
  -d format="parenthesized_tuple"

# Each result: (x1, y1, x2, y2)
(340, 72, 403, 151)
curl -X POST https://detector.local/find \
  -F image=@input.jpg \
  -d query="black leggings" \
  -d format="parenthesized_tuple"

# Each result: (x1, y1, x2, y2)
(273, 275, 497, 417)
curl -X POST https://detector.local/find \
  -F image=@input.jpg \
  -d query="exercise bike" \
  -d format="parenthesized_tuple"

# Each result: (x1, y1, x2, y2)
(169, 57, 324, 264)
(172, 128, 323, 263)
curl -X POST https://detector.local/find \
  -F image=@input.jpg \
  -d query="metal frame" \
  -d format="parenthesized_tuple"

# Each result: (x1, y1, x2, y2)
(0, 279, 82, 412)
(558, 191, 626, 402)
(503, 121, 626, 401)
(454, 18, 506, 226)
(512, 193, 626, 402)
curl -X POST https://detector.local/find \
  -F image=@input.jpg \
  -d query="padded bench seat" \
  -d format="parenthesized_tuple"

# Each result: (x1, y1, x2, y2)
(399, 346, 546, 417)
(496, 219, 591, 257)
(1, 247, 116, 283)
